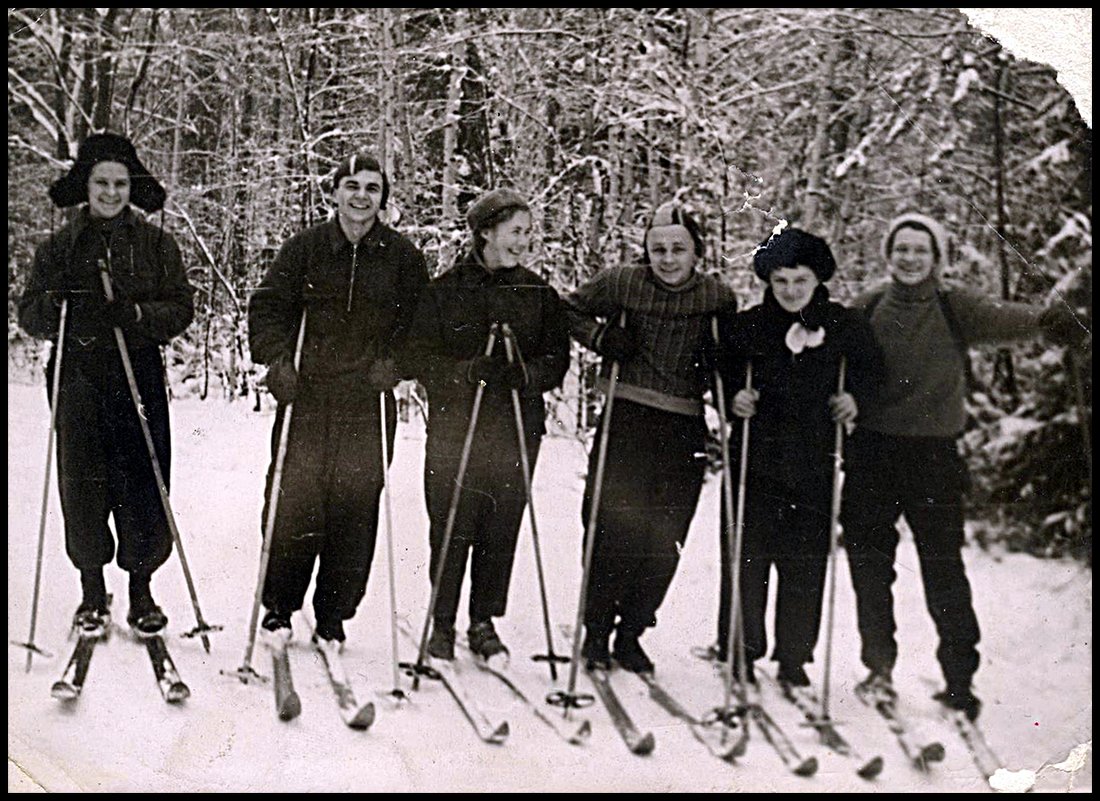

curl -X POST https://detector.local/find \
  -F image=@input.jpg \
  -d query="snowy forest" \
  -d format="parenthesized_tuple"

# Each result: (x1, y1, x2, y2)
(7, 7, 1092, 559)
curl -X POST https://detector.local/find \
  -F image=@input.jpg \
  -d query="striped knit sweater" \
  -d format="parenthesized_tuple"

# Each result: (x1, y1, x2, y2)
(567, 265, 738, 416)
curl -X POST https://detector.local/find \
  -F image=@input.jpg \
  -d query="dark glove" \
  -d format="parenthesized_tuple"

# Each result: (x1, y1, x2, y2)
(465, 352, 527, 389)
(103, 297, 140, 329)
(366, 357, 399, 392)
(595, 322, 638, 364)
(264, 353, 299, 404)
(1040, 304, 1086, 347)
(695, 337, 724, 373)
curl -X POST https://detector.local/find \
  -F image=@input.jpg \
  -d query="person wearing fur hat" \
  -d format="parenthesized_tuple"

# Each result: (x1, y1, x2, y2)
(18, 133, 195, 635)
(703, 227, 883, 688)
(401, 188, 570, 661)
(842, 211, 1084, 720)
(247, 152, 428, 647)
(566, 201, 738, 674)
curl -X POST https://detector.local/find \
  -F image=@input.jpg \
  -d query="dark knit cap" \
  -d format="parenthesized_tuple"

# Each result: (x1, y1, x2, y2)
(643, 201, 706, 260)
(466, 188, 530, 233)
(331, 152, 389, 209)
(753, 227, 836, 282)
(48, 133, 167, 213)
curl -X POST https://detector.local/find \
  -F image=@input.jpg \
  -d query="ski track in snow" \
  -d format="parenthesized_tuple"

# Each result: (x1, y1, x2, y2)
(7, 381, 1092, 792)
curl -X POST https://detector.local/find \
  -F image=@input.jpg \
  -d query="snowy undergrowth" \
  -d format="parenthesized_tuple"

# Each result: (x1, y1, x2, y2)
(7, 383, 1092, 792)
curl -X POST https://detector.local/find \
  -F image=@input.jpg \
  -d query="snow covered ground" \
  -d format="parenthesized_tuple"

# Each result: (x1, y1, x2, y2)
(7, 379, 1092, 792)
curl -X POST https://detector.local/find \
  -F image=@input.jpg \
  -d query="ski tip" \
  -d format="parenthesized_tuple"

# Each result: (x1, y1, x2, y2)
(488, 721, 510, 744)
(857, 755, 885, 780)
(920, 742, 947, 765)
(346, 702, 376, 730)
(796, 756, 819, 778)
(50, 682, 79, 702)
(631, 731, 656, 756)
(167, 683, 191, 704)
(570, 719, 593, 745)
(278, 692, 302, 722)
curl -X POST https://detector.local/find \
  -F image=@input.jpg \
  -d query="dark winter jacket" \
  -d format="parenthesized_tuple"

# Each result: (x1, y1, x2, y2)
(18, 206, 194, 350)
(401, 252, 570, 441)
(721, 286, 885, 492)
(248, 218, 428, 382)
(567, 265, 738, 416)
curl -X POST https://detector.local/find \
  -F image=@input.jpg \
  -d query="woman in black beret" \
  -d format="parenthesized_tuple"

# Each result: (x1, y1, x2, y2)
(711, 227, 883, 689)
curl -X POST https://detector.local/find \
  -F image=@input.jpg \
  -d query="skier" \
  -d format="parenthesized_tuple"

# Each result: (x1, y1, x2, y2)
(710, 227, 884, 686)
(18, 133, 195, 635)
(402, 188, 570, 662)
(842, 211, 1084, 720)
(567, 201, 738, 674)
(247, 152, 428, 648)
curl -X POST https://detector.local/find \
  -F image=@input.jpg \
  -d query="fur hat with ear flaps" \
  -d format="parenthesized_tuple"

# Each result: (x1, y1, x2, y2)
(48, 133, 167, 213)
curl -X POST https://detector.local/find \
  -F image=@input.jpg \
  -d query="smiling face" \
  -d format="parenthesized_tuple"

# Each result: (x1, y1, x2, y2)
(770, 265, 820, 313)
(480, 210, 532, 270)
(888, 226, 937, 286)
(87, 161, 131, 220)
(645, 224, 698, 287)
(334, 169, 384, 229)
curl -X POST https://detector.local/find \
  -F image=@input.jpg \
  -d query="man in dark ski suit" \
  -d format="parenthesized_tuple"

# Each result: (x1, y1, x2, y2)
(248, 153, 428, 645)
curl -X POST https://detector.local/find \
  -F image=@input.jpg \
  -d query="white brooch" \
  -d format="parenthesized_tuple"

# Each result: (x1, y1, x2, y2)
(785, 322, 826, 354)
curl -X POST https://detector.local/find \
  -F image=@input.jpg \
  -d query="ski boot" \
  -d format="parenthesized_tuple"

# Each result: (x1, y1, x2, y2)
(612, 629, 654, 674)
(934, 685, 982, 722)
(856, 667, 897, 704)
(260, 609, 293, 647)
(427, 621, 455, 660)
(468, 619, 509, 667)
(777, 662, 811, 688)
(581, 627, 612, 671)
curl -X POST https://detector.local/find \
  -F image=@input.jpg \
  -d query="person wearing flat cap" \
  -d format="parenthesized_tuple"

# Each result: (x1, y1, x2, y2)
(841, 211, 1085, 721)
(247, 152, 428, 649)
(701, 226, 883, 690)
(401, 188, 569, 662)
(18, 132, 196, 636)
(565, 200, 738, 674)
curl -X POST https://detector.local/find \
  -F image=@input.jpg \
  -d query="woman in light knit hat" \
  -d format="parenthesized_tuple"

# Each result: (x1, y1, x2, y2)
(566, 201, 738, 674)
(843, 211, 1082, 721)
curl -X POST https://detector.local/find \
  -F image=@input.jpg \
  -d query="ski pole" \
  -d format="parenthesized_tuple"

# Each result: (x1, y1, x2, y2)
(722, 360, 753, 719)
(821, 357, 848, 721)
(410, 326, 498, 691)
(500, 324, 567, 682)
(232, 309, 308, 682)
(379, 389, 406, 701)
(551, 311, 626, 714)
(709, 320, 751, 740)
(14, 299, 69, 671)
(99, 266, 220, 651)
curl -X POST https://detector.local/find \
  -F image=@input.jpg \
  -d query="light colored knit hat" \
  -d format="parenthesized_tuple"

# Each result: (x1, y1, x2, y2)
(882, 212, 950, 276)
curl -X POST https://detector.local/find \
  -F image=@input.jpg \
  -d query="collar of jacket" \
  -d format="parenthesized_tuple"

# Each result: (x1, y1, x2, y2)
(646, 263, 701, 294)
(69, 205, 140, 238)
(325, 217, 390, 254)
(454, 250, 520, 287)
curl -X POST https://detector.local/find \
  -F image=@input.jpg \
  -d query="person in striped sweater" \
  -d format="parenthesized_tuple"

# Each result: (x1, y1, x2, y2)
(567, 201, 737, 673)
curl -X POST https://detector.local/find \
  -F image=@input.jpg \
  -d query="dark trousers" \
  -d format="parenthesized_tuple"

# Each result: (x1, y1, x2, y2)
(717, 478, 831, 667)
(582, 401, 706, 635)
(261, 383, 395, 628)
(424, 422, 539, 627)
(49, 345, 173, 575)
(841, 429, 980, 689)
